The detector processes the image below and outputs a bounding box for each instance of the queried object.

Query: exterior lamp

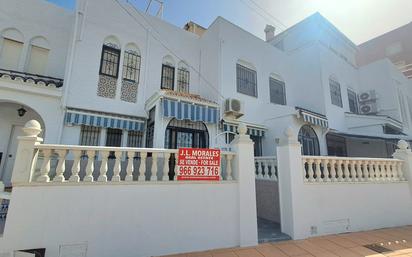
[17,107,27,117]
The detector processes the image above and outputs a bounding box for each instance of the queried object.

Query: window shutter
[27,45,49,75]
[0,38,23,70]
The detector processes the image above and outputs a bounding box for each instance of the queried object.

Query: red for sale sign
[177,148,221,181]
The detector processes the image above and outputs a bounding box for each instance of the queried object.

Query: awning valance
[222,122,266,137]
[65,110,145,131]
[296,107,328,128]
[162,98,219,124]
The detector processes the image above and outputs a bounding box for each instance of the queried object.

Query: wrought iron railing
[0,68,64,88]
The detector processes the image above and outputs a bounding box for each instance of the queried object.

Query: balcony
[0,68,63,88]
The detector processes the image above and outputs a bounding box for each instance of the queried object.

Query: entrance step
[258,218,291,243]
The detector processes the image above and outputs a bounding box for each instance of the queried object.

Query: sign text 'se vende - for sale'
[177,148,221,181]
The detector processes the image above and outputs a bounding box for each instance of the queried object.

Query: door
[1,125,24,186]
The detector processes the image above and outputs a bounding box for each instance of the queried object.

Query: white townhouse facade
[1,0,412,187]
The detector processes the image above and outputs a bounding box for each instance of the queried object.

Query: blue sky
[46,0,412,44]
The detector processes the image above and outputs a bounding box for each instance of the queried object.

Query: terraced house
[0,0,412,257]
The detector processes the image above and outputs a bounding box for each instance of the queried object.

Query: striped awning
[222,122,266,137]
[296,107,328,128]
[162,98,219,124]
[65,110,145,131]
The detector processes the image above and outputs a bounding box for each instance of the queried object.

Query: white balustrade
[254,157,278,181]
[302,156,405,184]
[26,145,236,184]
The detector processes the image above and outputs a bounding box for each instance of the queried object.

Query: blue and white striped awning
[222,122,266,137]
[65,110,145,131]
[296,107,328,128]
[162,98,219,124]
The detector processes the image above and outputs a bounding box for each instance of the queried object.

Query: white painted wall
[277,138,412,240]
[0,183,240,257]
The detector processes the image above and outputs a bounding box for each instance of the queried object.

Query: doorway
[1,125,24,186]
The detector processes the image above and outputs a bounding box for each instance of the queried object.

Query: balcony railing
[255,156,278,181]
[0,68,64,88]
[302,156,405,183]
[32,145,236,183]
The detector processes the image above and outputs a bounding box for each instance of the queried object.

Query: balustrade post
[302,159,308,182]
[271,160,278,181]
[315,159,322,182]
[11,120,43,184]
[226,154,233,181]
[307,159,315,182]
[98,151,110,182]
[138,152,147,181]
[263,161,270,180]
[257,161,263,179]
[362,161,369,181]
[84,150,95,182]
[322,159,330,182]
[375,162,382,181]
[330,159,337,182]
[112,151,122,182]
[355,161,362,182]
[336,160,343,182]
[162,153,171,181]
[53,149,67,182]
[69,150,82,182]
[37,149,51,182]
[150,152,158,181]
[125,151,135,181]
[369,161,376,181]
[343,160,350,182]
[391,161,399,181]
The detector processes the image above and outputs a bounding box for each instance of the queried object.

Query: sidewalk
[162,225,412,257]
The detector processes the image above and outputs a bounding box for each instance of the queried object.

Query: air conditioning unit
[358,90,377,103]
[359,102,378,115]
[224,98,244,119]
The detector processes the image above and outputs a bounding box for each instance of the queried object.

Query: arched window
[120,43,141,103]
[236,60,257,97]
[161,55,175,90]
[99,36,121,78]
[0,28,24,70]
[269,73,286,105]
[298,125,320,156]
[177,61,189,93]
[27,36,50,75]
[165,119,209,149]
[97,36,121,99]
[122,43,141,83]
[329,75,342,107]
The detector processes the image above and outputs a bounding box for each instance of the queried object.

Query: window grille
[79,125,101,146]
[161,64,175,90]
[105,128,123,147]
[122,50,141,82]
[127,131,143,147]
[347,89,358,113]
[146,107,156,148]
[329,79,342,107]
[177,68,190,93]
[236,64,257,97]
[269,77,286,105]
[99,45,121,78]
